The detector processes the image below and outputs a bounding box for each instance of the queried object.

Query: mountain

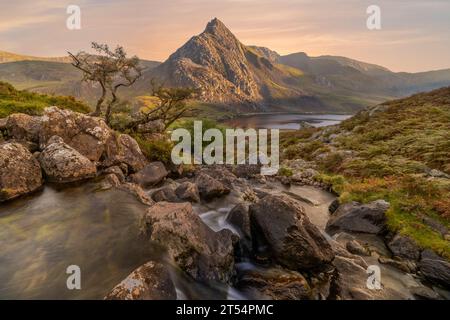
[142,19,450,112]
[2,19,450,112]
[0,57,161,105]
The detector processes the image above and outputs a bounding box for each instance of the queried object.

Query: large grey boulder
[387,234,421,261]
[419,250,450,288]
[326,200,389,235]
[142,202,236,282]
[105,261,176,300]
[38,136,96,183]
[130,162,168,187]
[249,195,334,270]
[0,142,43,202]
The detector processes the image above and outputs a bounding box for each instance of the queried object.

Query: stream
[0,177,442,299]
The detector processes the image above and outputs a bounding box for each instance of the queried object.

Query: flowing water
[0,177,442,299]
[0,182,160,299]
[223,113,352,130]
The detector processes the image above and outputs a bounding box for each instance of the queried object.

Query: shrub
[278,167,293,177]
[133,134,174,164]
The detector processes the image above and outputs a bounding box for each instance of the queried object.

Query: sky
[1,0,449,72]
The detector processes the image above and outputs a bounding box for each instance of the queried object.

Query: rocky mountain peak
[152,18,261,105]
[204,18,232,36]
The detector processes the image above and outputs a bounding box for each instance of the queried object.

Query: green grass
[284,87,450,259]
[0,81,90,117]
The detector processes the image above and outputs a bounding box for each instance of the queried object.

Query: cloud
[0,0,449,72]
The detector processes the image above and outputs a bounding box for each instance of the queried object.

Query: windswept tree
[127,81,198,132]
[68,42,142,123]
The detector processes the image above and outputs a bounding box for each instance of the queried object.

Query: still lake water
[224,113,352,130]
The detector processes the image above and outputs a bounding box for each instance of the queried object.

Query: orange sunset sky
[1,0,449,72]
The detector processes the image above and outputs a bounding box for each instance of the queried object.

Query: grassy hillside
[281,87,450,258]
[0,50,71,64]
[0,81,90,118]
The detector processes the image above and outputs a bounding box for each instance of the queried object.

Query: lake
[223,113,352,130]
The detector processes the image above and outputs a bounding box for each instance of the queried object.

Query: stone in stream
[151,186,181,203]
[387,234,421,261]
[328,198,340,214]
[38,136,97,183]
[419,250,450,289]
[175,181,200,203]
[326,200,389,235]
[130,162,168,187]
[105,261,176,300]
[346,240,371,257]
[142,202,236,282]
[226,203,252,256]
[237,267,312,300]
[249,194,334,271]
[0,142,43,202]
[195,172,230,200]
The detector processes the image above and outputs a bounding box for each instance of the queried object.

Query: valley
[2,19,450,113]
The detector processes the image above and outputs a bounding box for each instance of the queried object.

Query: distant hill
[0,50,72,64]
[1,19,450,112]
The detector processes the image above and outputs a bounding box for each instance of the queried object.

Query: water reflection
[223,113,352,130]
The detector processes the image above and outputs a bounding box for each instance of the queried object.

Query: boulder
[104,134,148,173]
[142,202,236,282]
[0,142,43,202]
[237,268,312,300]
[137,120,165,134]
[103,166,126,183]
[195,172,230,200]
[0,117,7,130]
[118,182,154,206]
[249,195,334,270]
[331,256,384,300]
[346,240,370,257]
[226,203,251,240]
[328,199,340,214]
[232,164,261,179]
[419,250,450,288]
[5,113,41,143]
[326,200,389,235]
[38,136,97,183]
[151,187,180,203]
[130,162,168,188]
[387,234,421,261]
[38,107,147,171]
[226,203,252,256]
[378,257,417,273]
[175,181,200,203]
[39,107,112,161]
[105,261,176,300]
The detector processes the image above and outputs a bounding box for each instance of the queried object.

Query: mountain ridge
[2,18,450,112]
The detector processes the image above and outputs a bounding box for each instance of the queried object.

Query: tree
[68,42,142,123]
[127,81,198,132]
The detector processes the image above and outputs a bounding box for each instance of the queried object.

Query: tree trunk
[105,89,118,125]
[92,82,106,117]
